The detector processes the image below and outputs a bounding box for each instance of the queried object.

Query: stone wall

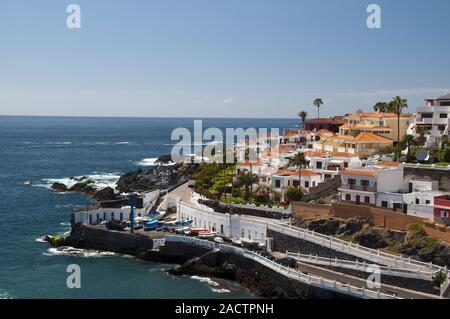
[289,202,331,220]
[302,175,340,202]
[404,167,450,192]
[331,203,425,231]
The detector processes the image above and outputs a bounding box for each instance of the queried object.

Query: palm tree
[402,134,416,161]
[373,102,389,113]
[298,111,308,130]
[416,126,429,146]
[313,98,323,118]
[390,96,408,162]
[289,151,306,189]
[237,171,259,202]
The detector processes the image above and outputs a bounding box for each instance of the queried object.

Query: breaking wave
[41,172,121,190]
[0,289,12,299]
[190,276,230,293]
[43,246,118,258]
[136,158,175,167]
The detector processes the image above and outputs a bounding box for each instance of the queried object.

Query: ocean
[0,116,297,299]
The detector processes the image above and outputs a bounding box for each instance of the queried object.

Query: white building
[177,201,268,243]
[271,169,323,191]
[305,151,362,180]
[339,162,404,205]
[409,93,450,148]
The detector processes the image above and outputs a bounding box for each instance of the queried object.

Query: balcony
[340,185,377,192]
[417,117,433,125]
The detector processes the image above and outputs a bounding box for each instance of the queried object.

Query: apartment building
[410,93,450,148]
[434,195,450,226]
[339,162,404,205]
[305,151,362,179]
[339,112,414,141]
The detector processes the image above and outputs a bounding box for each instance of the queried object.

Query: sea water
[0,116,296,298]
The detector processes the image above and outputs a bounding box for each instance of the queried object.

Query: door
[356,195,360,205]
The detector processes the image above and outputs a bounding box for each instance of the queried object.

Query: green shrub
[284,187,303,202]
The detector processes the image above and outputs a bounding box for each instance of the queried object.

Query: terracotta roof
[238,160,261,167]
[342,169,378,177]
[304,150,328,157]
[275,169,321,177]
[353,132,393,143]
[317,129,334,135]
[379,161,401,167]
[305,118,345,124]
[344,112,414,119]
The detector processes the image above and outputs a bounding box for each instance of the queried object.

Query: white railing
[168,236,399,299]
[286,251,433,281]
[267,221,447,274]
[165,235,216,249]
[242,250,400,299]
[403,163,450,170]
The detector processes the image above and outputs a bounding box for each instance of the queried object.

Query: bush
[435,271,448,287]
[284,187,303,202]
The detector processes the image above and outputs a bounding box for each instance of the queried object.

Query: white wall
[377,168,404,192]
[177,202,267,243]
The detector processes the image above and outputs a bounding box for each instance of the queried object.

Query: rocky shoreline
[50,155,199,201]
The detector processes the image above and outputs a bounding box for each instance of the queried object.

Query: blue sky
[0,0,449,118]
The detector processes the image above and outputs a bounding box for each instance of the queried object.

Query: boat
[198,232,217,239]
[143,220,161,231]
[190,228,210,236]
[146,211,165,221]
[214,237,224,243]
[24,181,32,186]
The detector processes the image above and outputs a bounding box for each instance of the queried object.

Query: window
[316,162,323,169]
[103,212,106,220]
[220,224,224,235]
[441,211,449,218]
[440,113,448,118]
[89,215,92,224]
[345,194,351,201]
[381,201,388,208]
[96,214,100,222]
[305,181,309,188]
[275,180,281,188]
[120,212,123,221]
[111,212,115,220]
[426,200,431,205]
[312,181,316,187]
[241,229,245,238]
[344,162,348,168]
[416,198,420,204]
[364,196,370,203]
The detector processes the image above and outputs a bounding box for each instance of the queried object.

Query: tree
[284,187,303,203]
[416,126,429,146]
[402,134,416,162]
[289,151,307,190]
[313,98,323,118]
[390,96,408,162]
[237,171,259,202]
[373,102,389,113]
[298,111,308,130]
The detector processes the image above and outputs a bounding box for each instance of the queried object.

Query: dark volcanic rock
[94,187,115,201]
[51,182,68,192]
[156,154,173,164]
[69,182,97,196]
[116,163,198,193]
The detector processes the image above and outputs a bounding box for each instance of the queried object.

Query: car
[277,257,297,268]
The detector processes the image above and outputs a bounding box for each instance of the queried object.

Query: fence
[166,235,400,299]
[267,220,447,274]
[165,235,216,249]
[286,251,433,281]
[242,250,400,299]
